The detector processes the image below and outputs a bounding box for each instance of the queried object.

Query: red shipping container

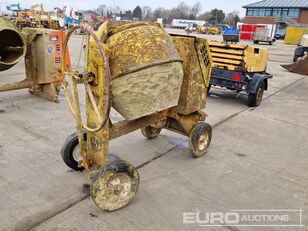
[242,24,254,32]
[240,32,254,40]
[240,24,266,40]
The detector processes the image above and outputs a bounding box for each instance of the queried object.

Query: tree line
[95,2,241,26]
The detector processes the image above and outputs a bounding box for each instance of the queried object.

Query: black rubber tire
[91,160,140,211]
[253,40,259,44]
[61,132,120,171]
[293,55,299,62]
[269,41,272,45]
[189,122,212,158]
[247,81,265,107]
[61,132,86,171]
[141,126,161,139]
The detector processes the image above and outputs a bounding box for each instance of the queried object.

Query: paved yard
[0,31,307,231]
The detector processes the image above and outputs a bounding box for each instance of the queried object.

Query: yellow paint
[209,42,268,72]
[172,36,212,115]
[212,63,238,71]
[211,52,243,60]
[210,47,244,56]
[196,25,220,35]
[212,57,242,65]
[209,41,246,49]
[285,27,308,45]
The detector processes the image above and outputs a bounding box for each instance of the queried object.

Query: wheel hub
[256,88,264,103]
[198,133,209,151]
[72,144,83,162]
[108,173,132,197]
[91,165,140,211]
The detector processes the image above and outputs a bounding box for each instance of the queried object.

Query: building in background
[243,0,308,28]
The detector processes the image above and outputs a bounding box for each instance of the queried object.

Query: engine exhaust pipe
[0,17,26,71]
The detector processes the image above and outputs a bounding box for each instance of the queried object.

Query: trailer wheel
[141,126,161,139]
[189,122,212,158]
[61,132,86,171]
[91,160,140,211]
[248,81,265,107]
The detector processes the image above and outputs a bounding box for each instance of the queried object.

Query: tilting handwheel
[91,160,140,211]
[189,122,212,158]
[61,24,112,133]
[61,24,113,171]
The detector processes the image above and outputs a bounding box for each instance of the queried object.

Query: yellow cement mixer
[61,21,213,211]
[0,17,26,71]
[0,16,68,101]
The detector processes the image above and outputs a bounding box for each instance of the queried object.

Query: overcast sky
[3,0,257,16]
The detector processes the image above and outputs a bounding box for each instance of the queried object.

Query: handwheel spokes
[85,83,103,124]
[61,24,112,133]
[71,76,80,121]
[63,72,77,119]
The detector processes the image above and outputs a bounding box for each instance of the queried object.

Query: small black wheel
[269,41,272,45]
[293,55,299,62]
[189,122,212,158]
[248,81,265,107]
[141,126,161,139]
[61,132,86,171]
[61,132,120,171]
[91,160,140,211]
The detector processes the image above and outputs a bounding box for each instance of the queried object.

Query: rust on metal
[0,18,68,102]
[281,56,308,76]
[0,17,26,71]
[98,21,184,121]
[91,160,140,211]
[172,36,212,115]
[103,22,182,79]
[62,21,212,211]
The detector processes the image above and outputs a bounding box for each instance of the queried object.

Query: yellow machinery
[0,16,69,101]
[15,11,32,29]
[209,41,268,72]
[15,4,61,30]
[61,21,213,211]
[196,25,221,35]
[31,4,62,30]
[284,26,308,45]
[208,41,272,107]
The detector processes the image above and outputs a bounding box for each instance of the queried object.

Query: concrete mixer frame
[61,22,213,211]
